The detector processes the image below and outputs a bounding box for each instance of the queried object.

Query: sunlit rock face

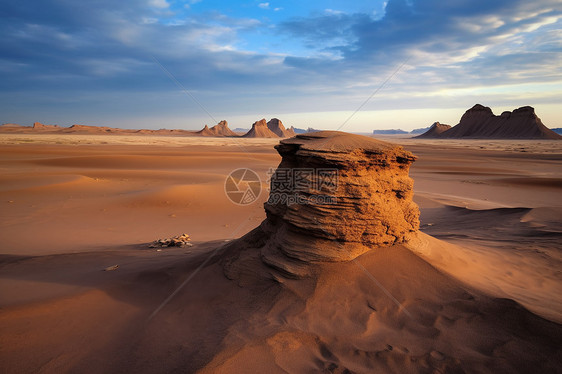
[421,104,561,139]
[223,131,420,279]
[267,118,295,138]
[415,122,451,138]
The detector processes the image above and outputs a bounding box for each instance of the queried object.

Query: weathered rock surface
[267,118,295,138]
[149,233,192,248]
[421,104,561,139]
[197,120,238,137]
[242,119,279,138]
[33,122,60,130]
[223,131,419,279]
[414,122,451,138]
[196,124,213,136]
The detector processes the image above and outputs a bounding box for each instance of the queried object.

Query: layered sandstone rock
[223,131,419,279]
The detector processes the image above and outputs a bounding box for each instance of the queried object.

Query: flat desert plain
[0,134,561,373]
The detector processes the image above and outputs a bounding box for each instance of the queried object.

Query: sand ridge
[0,135,561,373]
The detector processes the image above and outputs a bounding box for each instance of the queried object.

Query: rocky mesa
[419,104,561,139]
[196,120,238,137]
[242,118,280,138]
[267,118,296,138]
[414,122,451,138]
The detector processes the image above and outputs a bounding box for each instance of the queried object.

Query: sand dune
[0,143,278,255]
[0,134,561,373]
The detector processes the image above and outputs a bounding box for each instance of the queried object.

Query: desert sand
[0,133,561,373]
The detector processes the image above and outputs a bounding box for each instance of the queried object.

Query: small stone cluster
[149,233,192,248]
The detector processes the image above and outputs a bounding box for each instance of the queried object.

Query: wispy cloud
[148,0,169,9]
[0,0,560,129]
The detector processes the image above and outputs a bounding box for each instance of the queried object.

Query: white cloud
[184,0,202,10]
[142,17,159,24]
[3,0,562,131]
[325,9,345,15]
[148,0,169,9]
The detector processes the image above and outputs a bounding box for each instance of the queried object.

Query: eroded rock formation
[267,118,295,138]
[242,119,279,138]
[197,120,238,137]
[415,122,451,138]
[223,131,419,279]
[419,104,561,139]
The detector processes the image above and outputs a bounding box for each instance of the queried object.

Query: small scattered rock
[430,350,445,360]
[149,233,193,249]
[104,265,119,271]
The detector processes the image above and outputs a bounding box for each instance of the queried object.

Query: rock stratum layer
[223,131,419,279]
[419,104,561,139]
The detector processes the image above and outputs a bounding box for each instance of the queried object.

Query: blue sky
[1,0,561,131]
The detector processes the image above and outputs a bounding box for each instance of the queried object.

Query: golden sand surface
[1,134,560,373]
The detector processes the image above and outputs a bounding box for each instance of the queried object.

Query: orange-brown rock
[223,131,419,279]
[414,122,451,138]
[32,122,60,131]
[242,119,279,138]
[267,118,295,138]
[422,104,561,139]
[196,120,238,137]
